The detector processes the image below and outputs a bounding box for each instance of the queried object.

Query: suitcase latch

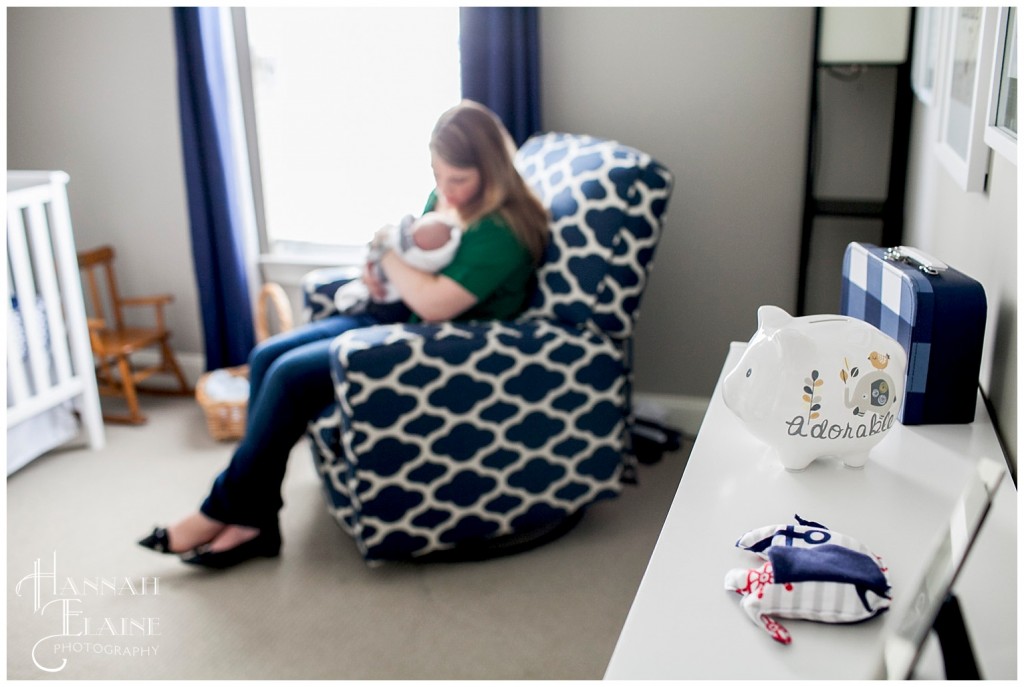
[884,246,948,276]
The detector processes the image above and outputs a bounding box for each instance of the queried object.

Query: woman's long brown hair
[429,101,549,264]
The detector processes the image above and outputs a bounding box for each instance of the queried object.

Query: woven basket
[196,283,293,441]
[196,364,250,440]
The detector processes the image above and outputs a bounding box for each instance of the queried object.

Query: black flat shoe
[138,527,176,554]
[181,529,281,570]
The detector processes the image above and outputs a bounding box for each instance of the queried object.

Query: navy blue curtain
[174,8,256,370]
[459,7,541,147]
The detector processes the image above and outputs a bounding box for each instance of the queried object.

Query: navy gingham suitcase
[840,243,986,425]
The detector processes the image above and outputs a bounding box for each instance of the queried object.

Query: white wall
[904,102,1018,467]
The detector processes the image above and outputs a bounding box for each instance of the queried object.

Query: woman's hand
[362,224,397,300]
[379,250,477,322]
[368,225,391,251]
[362,260,386,301]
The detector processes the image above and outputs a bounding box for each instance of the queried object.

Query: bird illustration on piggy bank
[723,306,907,471]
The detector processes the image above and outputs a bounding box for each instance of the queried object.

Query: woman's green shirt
[418,192,535,322]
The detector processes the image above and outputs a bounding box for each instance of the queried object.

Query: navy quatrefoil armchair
[302,132,673,563]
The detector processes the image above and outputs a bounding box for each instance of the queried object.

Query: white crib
[7,171,104,474]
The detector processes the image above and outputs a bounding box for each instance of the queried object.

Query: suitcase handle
[884,246,948,275]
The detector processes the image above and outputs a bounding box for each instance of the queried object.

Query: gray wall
[7,7,201,355]
[7,7,1017,465]
[539,7,814,398]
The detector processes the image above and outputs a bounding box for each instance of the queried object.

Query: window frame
[230,7,461,283]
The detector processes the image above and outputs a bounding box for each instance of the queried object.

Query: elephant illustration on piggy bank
[722,305,907,471]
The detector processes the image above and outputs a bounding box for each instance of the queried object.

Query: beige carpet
[7,394,690,680]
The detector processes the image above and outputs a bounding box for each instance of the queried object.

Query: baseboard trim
[634,392,710,438]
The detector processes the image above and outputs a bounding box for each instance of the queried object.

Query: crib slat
[46,174,105,451]
[25,201,75,384]
[7,307,31,407]
[6,207,53,397]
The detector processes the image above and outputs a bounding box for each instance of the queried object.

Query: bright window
[243,8,461,259]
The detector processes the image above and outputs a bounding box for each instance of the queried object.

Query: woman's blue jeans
[200,313,378,530]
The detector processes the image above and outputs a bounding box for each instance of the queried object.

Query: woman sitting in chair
[139,101,550,569]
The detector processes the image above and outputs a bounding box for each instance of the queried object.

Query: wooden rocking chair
[77,245,191,424]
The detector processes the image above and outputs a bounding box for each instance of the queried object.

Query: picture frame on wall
[935,7,997,192]
[911,7,944,106]
[984,7,1017,165]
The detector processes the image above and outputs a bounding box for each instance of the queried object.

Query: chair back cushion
[515,133,673,340]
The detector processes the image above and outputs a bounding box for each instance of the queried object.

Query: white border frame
[935,7,997,192]
[984,7,1017,165]
[911,7,943,106]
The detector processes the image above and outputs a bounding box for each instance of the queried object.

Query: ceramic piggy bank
[722,305,907,471]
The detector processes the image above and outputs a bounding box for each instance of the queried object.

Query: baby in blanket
[334,211,462,322]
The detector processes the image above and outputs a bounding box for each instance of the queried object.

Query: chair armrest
[301,266,361,322]
[119,295,174,308]
[117,294,174,330]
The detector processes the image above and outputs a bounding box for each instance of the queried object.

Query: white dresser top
[605,342,1017,680]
